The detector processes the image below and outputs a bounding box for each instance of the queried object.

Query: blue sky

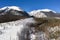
[0,0,60,12]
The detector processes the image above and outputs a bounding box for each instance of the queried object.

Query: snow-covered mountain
[0,6,30,23]
[29,9,60,18]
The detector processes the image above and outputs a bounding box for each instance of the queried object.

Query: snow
[34,32,48,40]
[34,12,47,18]
[0,6,24,16]
[29,10,47,18]
[8,6,23,11]
[29,9,56,14]
[0,6,23,11]
[30,33,36,40]
[0,18,36,40]
[38,9,56,13]
[0,7,7,10]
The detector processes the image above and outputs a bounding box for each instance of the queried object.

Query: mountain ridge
[29,9,60,18]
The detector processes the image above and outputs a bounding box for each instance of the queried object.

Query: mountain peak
[0,6,30,23]
[7,6,23,11]
[0,6,23,11]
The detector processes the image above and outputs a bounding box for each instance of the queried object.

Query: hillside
[32,18,60,40]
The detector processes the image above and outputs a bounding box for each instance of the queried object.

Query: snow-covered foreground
[0,18,36,40]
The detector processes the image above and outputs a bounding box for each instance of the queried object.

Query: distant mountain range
[0,6,60,19]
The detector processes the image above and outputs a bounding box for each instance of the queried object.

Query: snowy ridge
[0,7,7,10]
[0,6,23,11]
[30,9,56,13]
[38,9,56,13]
[7,6,23,11]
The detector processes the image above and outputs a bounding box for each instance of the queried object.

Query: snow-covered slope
[29,9,57,18]
[0,18,36,40]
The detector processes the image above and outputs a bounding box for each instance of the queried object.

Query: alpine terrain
[0,6,60,40]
